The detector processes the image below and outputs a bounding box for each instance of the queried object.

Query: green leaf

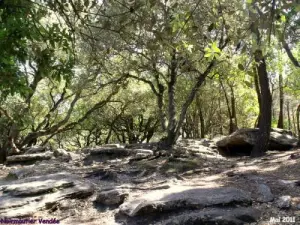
[211,42,221,53]
[280,15,286,23]
[246,0,252,4]
[204,53,211,58]
[204,47,211,52]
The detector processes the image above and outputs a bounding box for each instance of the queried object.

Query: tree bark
[196,95,205,138]
[277,73,284,128]
[253,67,261,128]
[165,50,178,148]
[282,41,300,68]
[297,104,300,139]
[199,107,205,138]
[251,50,272,157]
[287,101,291,131]
[229,85,238,132]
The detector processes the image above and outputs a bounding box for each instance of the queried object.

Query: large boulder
[119,186,252,217]
[216,128,298,155]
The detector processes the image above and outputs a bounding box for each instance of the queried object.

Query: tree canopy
[0,0,299,160]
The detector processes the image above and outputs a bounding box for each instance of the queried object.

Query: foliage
[0,0,299,151]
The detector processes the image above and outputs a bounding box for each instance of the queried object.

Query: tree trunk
[287,101,291,131]
[277,73,284,128]
[219,78,234,134]
[229,85,238,132]
[157,85,167,131]
[297,104,300,139]
[0,147,6,164]
[292,107,297,134]
[253,67,261,128]
[162,50,178,149]
[199,107,205,138]
[195,95,205,138]
[251,50,272,157]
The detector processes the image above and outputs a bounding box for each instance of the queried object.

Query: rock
[256,184,274,203]
[269,129,298,150]
[160,207,260,225]
[3,179,74,197]
[0,172,94,217]
[96,189,129,206]
[7,166,35,179]
[175,139,220,158]
[24,146,47,154]
[135,153,150,158]
[217,128,298,155]
[133,149,153,155]
[125,143,157,150]
[53,148,69,158]
[6,152,53,164]
[101,144,123,148]
[289,153,300,160]
[90,147,131,156]
[119,186,252,217]
[68,152,81,161]
[278,179,300,186]
[89,147,153,158]
[190,145,219,156]
[276,196,291,209]
[53,149,80,161]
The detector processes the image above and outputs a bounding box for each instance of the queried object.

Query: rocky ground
[1,135,300,225]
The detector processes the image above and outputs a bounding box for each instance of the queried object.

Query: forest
[0,0,299,158]
[0,0,300,224]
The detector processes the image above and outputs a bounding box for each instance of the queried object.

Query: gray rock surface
[96,189,129,205]
[176,139,221,158]
[24,146,47,154]
[101,144,123,148]
[256,184,274,203]
[88,147,153,158]
[0,172,94,217]
[217,128,298,152]
[7,166,36,179]
[276,196,291,209]
[160,207,260,225]
[119,186,252,217]
[6,152,53,164]
[53,148,69,158]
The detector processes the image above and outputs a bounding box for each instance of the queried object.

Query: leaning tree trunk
[277,72,284,129]
[251,50,272,157]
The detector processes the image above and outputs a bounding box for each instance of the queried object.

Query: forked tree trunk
[251,50,272,157]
